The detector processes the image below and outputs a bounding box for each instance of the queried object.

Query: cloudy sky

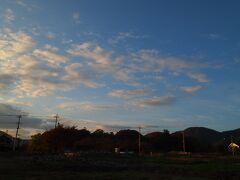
[0,0,240,138]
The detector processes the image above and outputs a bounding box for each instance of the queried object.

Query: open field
[0,153,240,180]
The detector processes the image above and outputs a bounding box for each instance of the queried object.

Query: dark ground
[0,152,240,180]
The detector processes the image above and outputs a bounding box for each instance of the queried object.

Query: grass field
[0,153,240,180]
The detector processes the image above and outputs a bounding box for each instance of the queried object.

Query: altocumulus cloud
[67,42,133,82]
[187,73,210,83]
[0,28,35,60]
[0,28,102,98]
[57,101,116,111]
[108,89,149,98]
[181,85,203,93]
[131,96,176,108]
[62,63,101,88]
[4,9,15,23]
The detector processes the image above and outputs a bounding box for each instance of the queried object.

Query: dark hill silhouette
[0,131,13,150]
[172,127,222,144]
[217,128,240,145]
[171,127,240,146]
[0,131,13,143]
[222,128,240,139]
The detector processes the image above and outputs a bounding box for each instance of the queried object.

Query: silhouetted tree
[28,125,91,153]
[115,130,141,152]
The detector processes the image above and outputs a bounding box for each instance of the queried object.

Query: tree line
[26,125,233,154]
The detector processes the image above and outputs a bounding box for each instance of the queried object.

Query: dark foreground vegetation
[0,152,240,180]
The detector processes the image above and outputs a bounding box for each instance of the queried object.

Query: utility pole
[13,115,21,151]
[138,126,142,156]
[182,131,186,153]
[54,114,59,128]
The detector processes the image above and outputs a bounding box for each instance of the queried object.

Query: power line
[0,114,25,117]
[0,122,20,124]
[0,113,53,118]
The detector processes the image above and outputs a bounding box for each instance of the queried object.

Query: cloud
[58,101,115,111]
[10,54,71,97]
[0,104,49,136]
[73,12,80,24]
[0,29,106,98]
[4,9,15,23]
[68,42,114,65]
[0,103,62,138]
[4,50,76,97]
[68,42,133,82]
[95,124,137,132]
[56,96,72,100]
[131,96,176,108]
[0,29,35,60]
[108,32,145,44]
[58,117,160,134]
[187,73,210,83]
[208,33,221,40]
[67,43,211,89]
[12,60,100,97]
[63,63,100,88]
[3,98,33,107]
[46,32,56,39]
[0,74,15,92]
[0,26,212,105]
[13,77,72,97]
[13,65,67,97]
[181,85,202,93]
[15,0,38,11]
[233,57,240,64]
[18,54,37,64]
[44,44,59,51]
[108,89,148,98]
[33,48,68,65]
[0,103,24,115]
[0,103,158,138]
[131,49,202,73]
[0,28,69,97]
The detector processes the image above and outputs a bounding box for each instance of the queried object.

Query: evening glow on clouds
[0,0,240,138]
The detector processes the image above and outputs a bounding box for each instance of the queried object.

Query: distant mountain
[170,127,240,145]
[219,128,240,144]
[0,131,28,149]
[222,128,240,138]
[0,131,13,140]
[172,127,222,144]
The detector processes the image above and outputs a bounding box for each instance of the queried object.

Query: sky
[0,0,240,138]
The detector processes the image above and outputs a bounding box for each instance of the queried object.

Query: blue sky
[0,0,240,137]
